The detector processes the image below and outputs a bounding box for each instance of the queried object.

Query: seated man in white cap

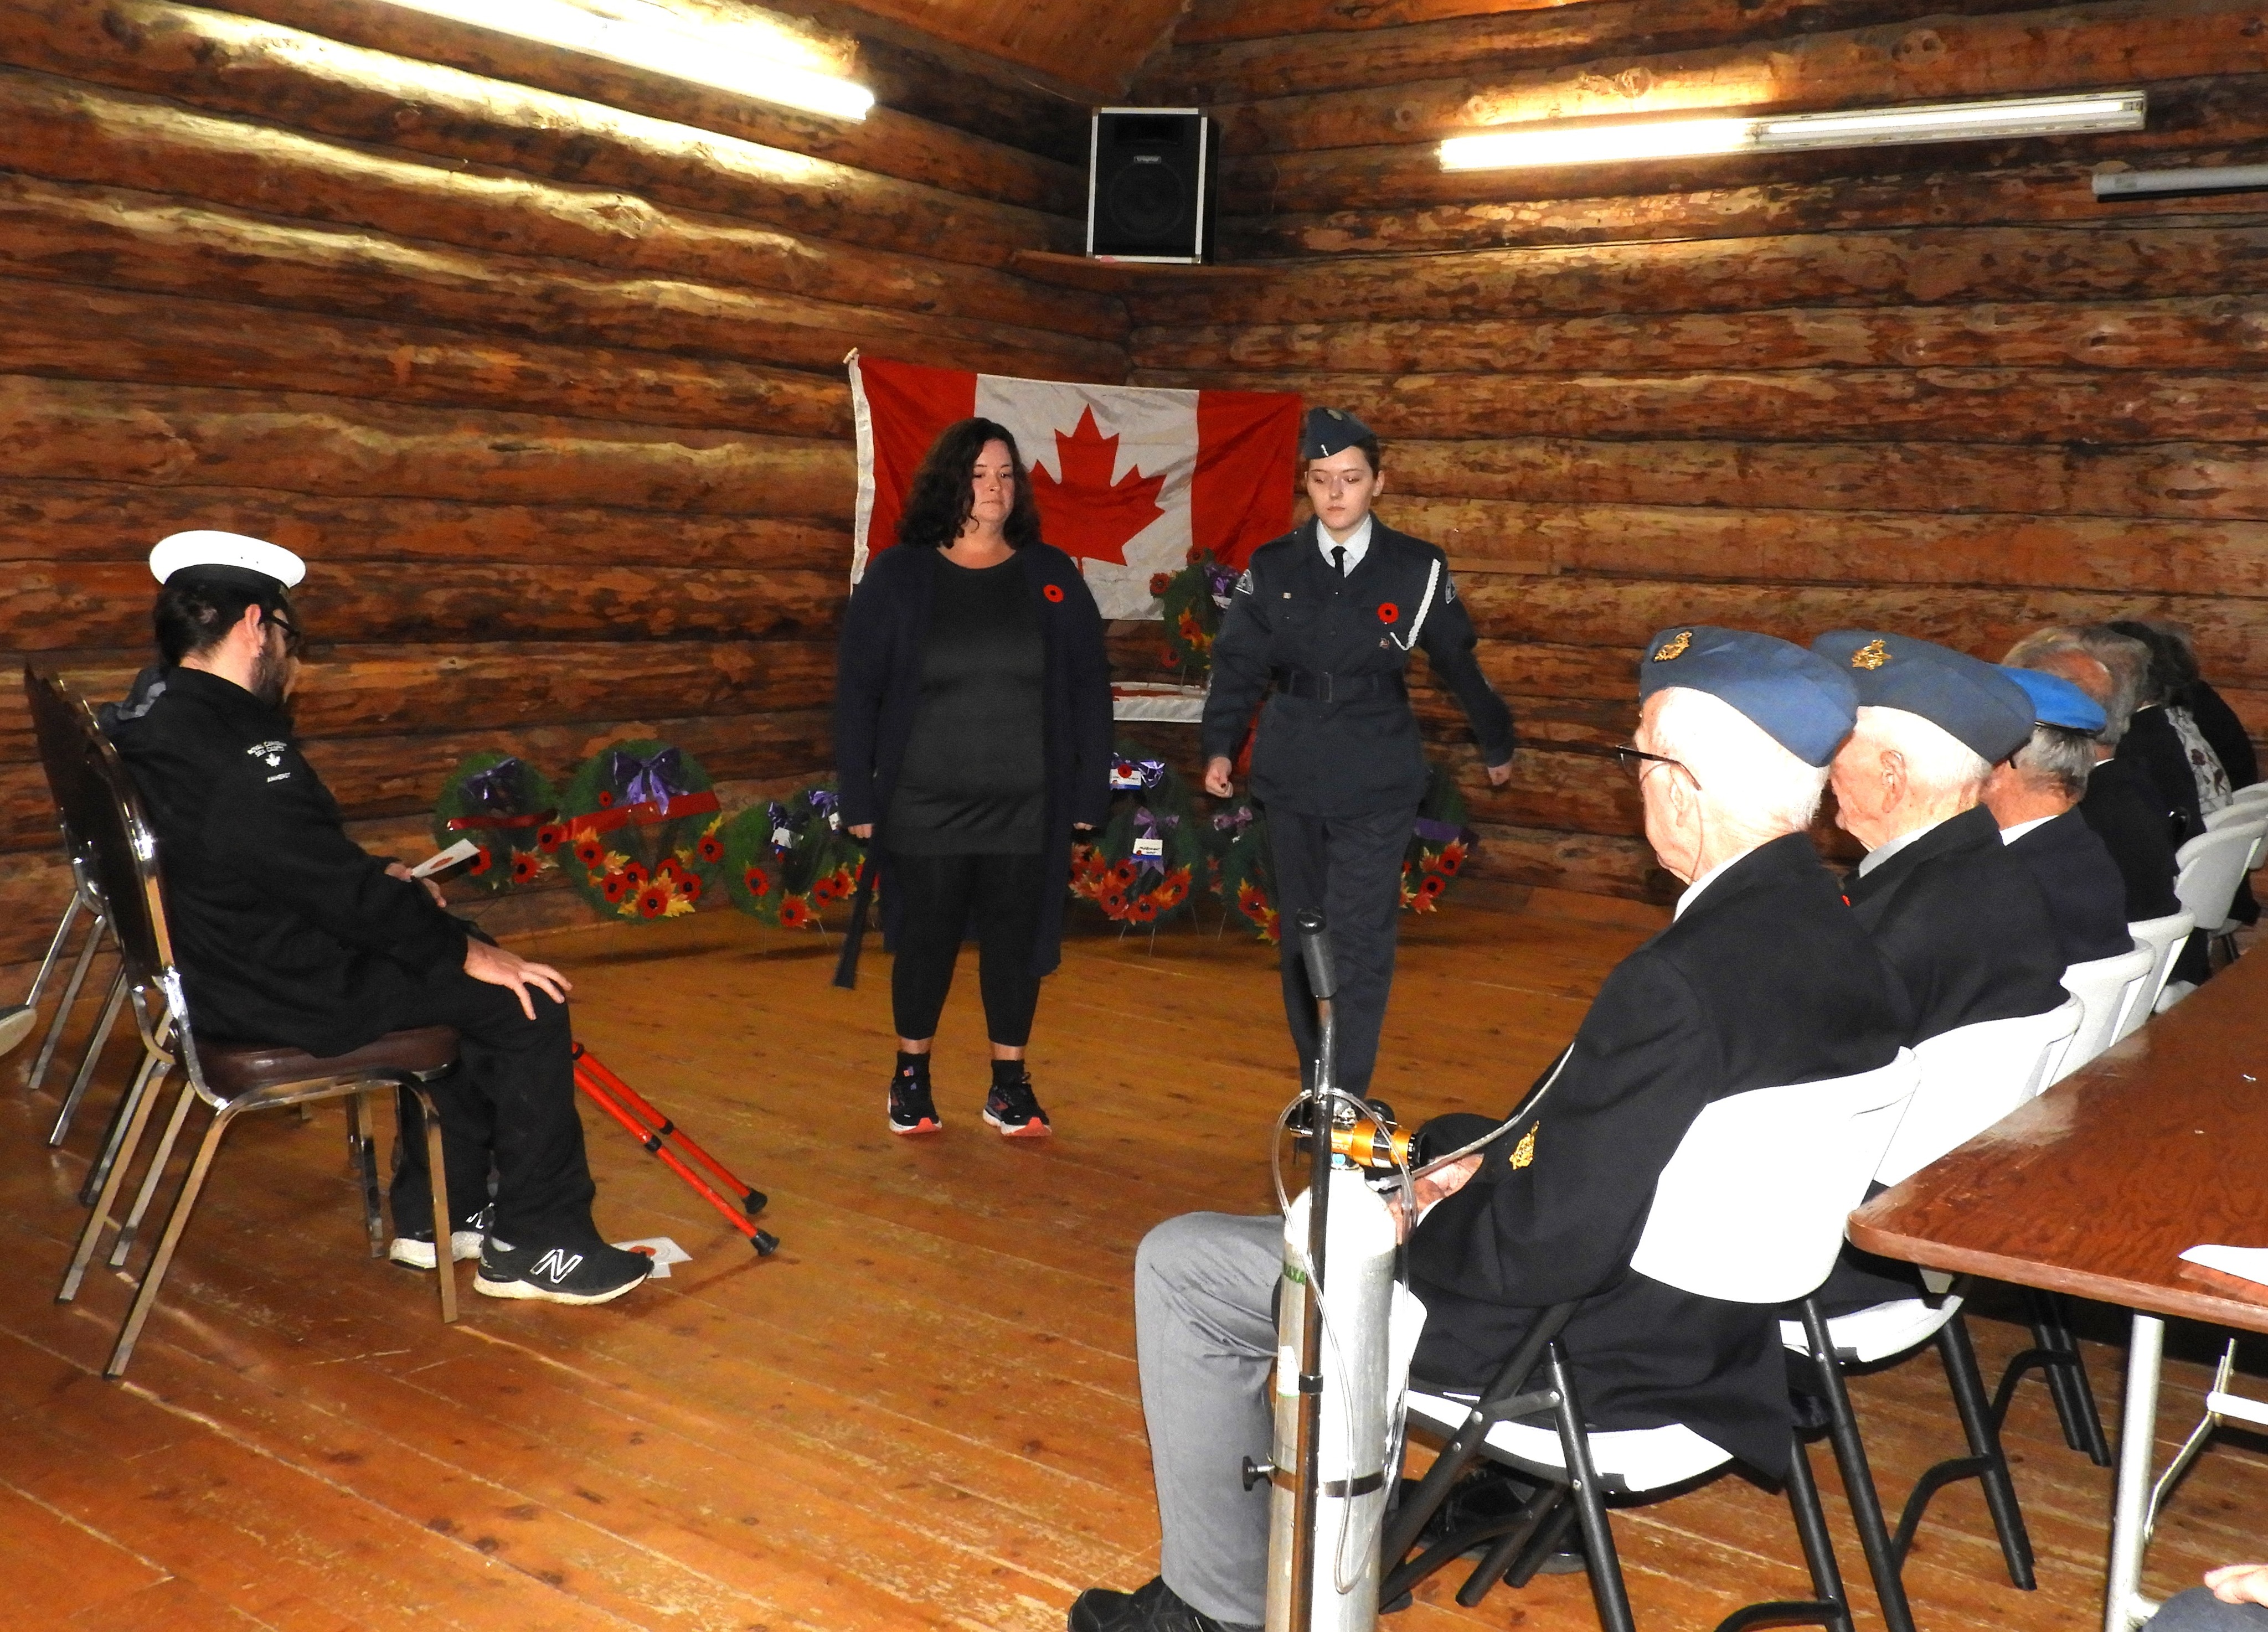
[108,532,651,1305]
[1068,627,1910,1632]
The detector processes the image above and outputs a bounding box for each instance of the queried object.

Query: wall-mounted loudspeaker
[1087,108,1216,262]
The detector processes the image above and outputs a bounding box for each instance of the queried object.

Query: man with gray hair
[1812,630,2068,1044]
[1985,666,2131,963]
[2003,627,2182,925]
[1068,628,1910,1632]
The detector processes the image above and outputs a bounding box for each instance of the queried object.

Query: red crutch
[572,1044,779,1256]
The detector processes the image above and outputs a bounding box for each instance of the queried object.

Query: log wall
[1134,0,2268,902]
[0,0,1125,963]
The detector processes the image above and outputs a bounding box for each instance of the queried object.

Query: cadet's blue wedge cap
[1997,665,2107,734]
[1811,630,2035,763]
[1300,406,1374,461]
[1638,626,1859,767]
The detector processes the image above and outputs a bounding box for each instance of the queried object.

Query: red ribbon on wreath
[564,791,720,840]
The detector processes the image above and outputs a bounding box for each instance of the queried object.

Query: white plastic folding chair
[1390,1051,1919,1632]
[2173,821,2263,970]
[2122,911,2197,1036]
[2225,781,2268,809]
[2054,946,2154,1084]
[2203,802,2268,874]
[1782,998,2086,1632]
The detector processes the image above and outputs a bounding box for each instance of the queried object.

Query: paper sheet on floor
[2179,1244,2268,1287]
[615,1236,693,1278]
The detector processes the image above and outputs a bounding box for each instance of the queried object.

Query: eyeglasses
[265,609,304,656]
[1613,745,1695,786]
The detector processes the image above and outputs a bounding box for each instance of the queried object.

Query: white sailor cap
[149,530,306,592]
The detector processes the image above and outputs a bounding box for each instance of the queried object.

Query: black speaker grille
[1107,161,1188,239]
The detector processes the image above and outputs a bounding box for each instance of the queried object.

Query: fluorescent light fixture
[1440,90,2146,172]
[377,0,875,121]
[2095,164,2268,200]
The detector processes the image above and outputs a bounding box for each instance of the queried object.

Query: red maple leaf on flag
[1028,407,1168,564]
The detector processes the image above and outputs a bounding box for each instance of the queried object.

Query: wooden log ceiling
[1131,0,2268,904]
[3,0,2263,953]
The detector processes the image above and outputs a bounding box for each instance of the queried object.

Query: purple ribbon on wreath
[805,787,843,831]
[1110,757,1169,792]
[1212,804,1256,838]
[1132,807,1179,875]
[610,745,688,808]
[461,757,528,813]
[1204,560,1238,607]
[1413,817,1472,846]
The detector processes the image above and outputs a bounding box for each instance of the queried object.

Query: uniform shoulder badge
[1443,572,1457,603]
[1851,638,1890,670]
[1510,1124,1538,1169]
[1652,630,1692,662]
[244,739,288,768]
[1234,567,1254,596]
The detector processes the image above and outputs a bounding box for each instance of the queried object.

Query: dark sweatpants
[1266,802,1419,1096]
[888,850,1048,1046]
[380,970,599,1249]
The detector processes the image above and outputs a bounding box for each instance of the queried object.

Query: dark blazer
[834,541,1112,978]
[2122,706,2207,844]
[2005,809,2135,964]
[1845,804,2069,1044]
[2079,756,2183,922]
[111,667,466,1057]
[1405,834,1911,1478]
[1201,518,1513,818]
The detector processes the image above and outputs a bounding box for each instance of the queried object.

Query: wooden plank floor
[3,903,2263,1631]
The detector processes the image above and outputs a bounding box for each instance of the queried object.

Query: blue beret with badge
[1811,629,2034,763]
[1638,625,1858,767]
[1301,406,1374,461]
[1996,664,2107,734]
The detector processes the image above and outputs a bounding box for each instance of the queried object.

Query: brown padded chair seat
[200,1025,460,1099]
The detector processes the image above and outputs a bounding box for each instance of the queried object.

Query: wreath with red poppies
[1211,798,1280,943]
[720,781,864,930]
[1147,549,1239,683]
[1068,748,1202,925]
[429,751,560,894]
[1402,761,1476,913]
[555,741,726,922]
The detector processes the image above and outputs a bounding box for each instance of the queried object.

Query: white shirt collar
[1674,846,1753,919]
[1316,513,1373,575]
[1998,814,2057,845]
[1855,813,1950,877]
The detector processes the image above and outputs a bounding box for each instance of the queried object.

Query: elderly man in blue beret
[1071,627,1910,1632]
[1984,667,2133,964]
[1812,631,2071,1044]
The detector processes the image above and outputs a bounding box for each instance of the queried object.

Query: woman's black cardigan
[834,541,1114,977]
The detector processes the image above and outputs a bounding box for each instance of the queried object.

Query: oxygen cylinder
[1265,1165,1399,1632]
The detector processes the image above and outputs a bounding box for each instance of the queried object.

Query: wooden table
[1850,947,2268,1632]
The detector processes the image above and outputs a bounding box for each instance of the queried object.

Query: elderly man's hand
[463,937,573,1021]
[1385,1155,1482,1242]
[384,859,447,907]
[2207,1564,2268,1607]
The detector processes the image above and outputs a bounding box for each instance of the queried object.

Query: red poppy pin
[1043,582,1065,603]
[1377,602,1400,624]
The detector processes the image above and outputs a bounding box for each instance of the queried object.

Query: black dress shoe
[1067,1576,1260,1632]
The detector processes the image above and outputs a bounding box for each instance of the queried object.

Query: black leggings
[889,850,1047,1046]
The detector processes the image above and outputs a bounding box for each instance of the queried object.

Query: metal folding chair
[51,712,463,1378]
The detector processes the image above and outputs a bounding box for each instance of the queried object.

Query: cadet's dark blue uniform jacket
[1200,519,1513,817]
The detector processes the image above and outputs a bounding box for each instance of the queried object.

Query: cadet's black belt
[1270,668,1405,703]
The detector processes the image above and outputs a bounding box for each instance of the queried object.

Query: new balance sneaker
[388,1204,491,1271]
[1068,1577,1256,1632]
[889,1073,942,1135]
[983,1074,1052,1139]
[475,1236,651,1305]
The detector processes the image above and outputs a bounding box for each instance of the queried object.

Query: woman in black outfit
[835,419,1112,1138]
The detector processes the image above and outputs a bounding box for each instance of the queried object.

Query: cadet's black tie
[1332,545,1347,579]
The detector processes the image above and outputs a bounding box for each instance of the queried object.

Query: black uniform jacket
[1404,834,1911,1478]
[834,541,1112,978]
[1200,519,1514,818]
[2186,680,2259,790]
[2079,756,2183,922]
[110,667,468,1058]
[2006,809,2135,965]
[1845,805,2069,1045]
[2122,706,2207,844]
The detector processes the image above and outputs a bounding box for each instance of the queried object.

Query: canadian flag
[848,353,1301,619]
